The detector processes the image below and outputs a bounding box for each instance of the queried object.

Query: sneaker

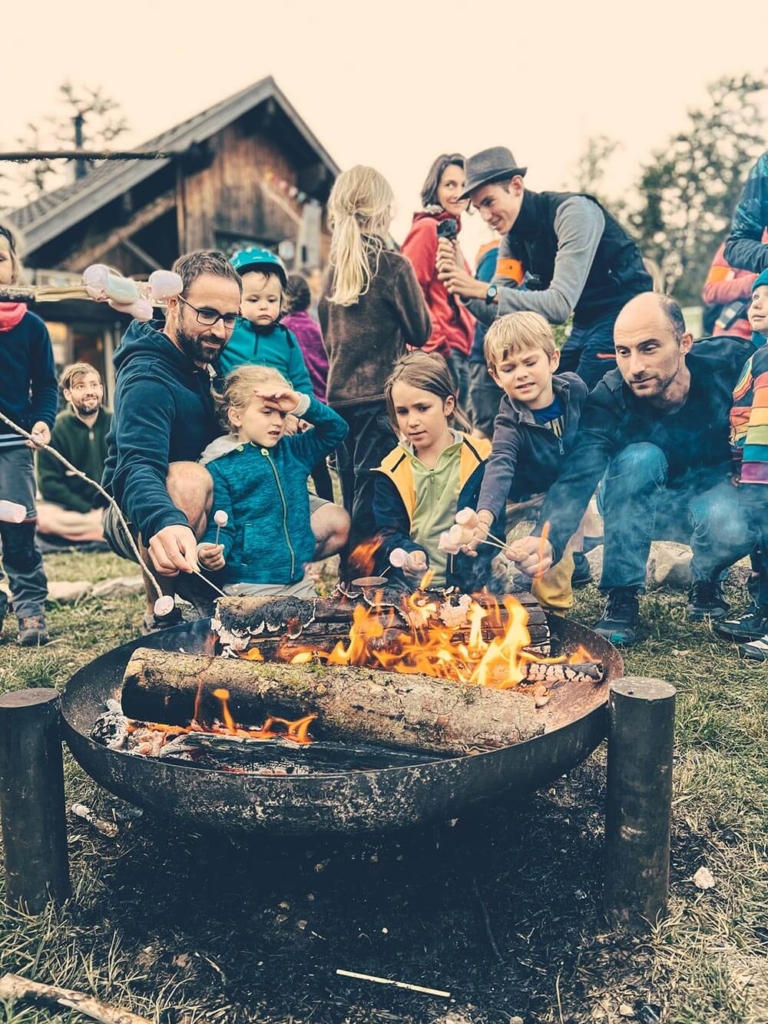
[739,634,768,662]
[17,614,49,646]
[686,580,730,621]
[714,605,768,642]
[141,606,184,635]
[594,588,640,646]
[571,551,593,589]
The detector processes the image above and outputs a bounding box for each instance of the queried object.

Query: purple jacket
[281,311,329,402]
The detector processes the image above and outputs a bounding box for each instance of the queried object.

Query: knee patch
[0,521,40,573]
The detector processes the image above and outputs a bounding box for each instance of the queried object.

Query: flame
[347,537,383,578]
[240,647,264,661]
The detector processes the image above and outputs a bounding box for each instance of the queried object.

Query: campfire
[92,553,604,775]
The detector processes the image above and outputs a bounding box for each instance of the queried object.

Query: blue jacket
[201,396,348,585]
[102,320,222,541]
[724,151,768,273]
[218,320,313,394]
[0,311,58,451]
[371,433,499,592]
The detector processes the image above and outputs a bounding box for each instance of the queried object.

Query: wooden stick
[0,974,151,1024]
[336,969,450,998]
[192,567,226,597]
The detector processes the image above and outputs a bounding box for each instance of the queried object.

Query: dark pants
[559,310,618,390]
[446,350,470,413]
[597,443,758,591]
[739,487,768,606]
[310,458,334,502]
[0,447,48,618]
[469,361,504,438]
[336,401,398,557]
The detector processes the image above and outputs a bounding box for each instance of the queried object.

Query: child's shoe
[739,633,768,661]
[17,614,49,646]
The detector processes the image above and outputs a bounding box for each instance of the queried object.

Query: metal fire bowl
[61,618,623,836]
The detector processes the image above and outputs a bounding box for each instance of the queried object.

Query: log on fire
[121,650,546,755]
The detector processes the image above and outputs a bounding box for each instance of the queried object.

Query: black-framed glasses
[178,295,239,330]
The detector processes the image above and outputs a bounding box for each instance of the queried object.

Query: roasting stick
[0,972,152,1024]
[0,410,164,600]
[336,970,450,999]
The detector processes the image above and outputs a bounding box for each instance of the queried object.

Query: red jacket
[402,211,475,357]
[701,233,768,340]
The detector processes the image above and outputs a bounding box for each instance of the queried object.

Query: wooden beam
[62,191,176,271]
[119,237,162,271]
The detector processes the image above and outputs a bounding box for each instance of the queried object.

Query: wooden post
[0,689,70,912]
[603,677,675,933]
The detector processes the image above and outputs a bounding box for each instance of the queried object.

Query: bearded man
[102,251,348,632]
[506,292,758,644]
[37,362,112,544]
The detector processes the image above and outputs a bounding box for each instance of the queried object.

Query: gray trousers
[0,446,48,618]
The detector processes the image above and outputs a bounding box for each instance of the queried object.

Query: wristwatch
[485,283,498,305]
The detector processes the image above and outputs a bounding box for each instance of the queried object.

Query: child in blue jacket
[197,364,347,598]
[218,248,314,401]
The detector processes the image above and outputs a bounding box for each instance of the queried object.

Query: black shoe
[739,634,768,661]
[571,551,593,589]
[17,614,50,646]
[686,580,730,621]
[594,588,640,646]
[714,605,768,642]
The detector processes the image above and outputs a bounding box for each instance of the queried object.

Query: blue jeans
[0,447,48,617]
[446,349,470,411]
[598,443,758,591]
[560,311,618,390]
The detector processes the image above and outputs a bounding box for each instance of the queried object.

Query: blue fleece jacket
[201,396,348,585]
[0,311,58,450]
[218,320,313,394]
[102,320,222,541]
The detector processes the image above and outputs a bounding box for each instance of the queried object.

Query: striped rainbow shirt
[731,339,768,485]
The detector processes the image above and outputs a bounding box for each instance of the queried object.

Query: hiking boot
[594,588,640,646]
[17,614,49,647]
[738,634,768,662]
[685,580,730,621]
[571,551,593,589]
[714,605,768,642]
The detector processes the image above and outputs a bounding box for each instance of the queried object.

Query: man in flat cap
[437,146,653,388]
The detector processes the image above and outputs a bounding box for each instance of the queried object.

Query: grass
[0,552,766,1023]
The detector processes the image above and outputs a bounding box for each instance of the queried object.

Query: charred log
[121,650,545,756]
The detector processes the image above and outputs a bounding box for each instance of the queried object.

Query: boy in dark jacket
[466,311,589,612]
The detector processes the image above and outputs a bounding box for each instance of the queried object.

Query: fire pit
[61,607,623,836]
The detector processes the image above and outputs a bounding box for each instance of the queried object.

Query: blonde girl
[319,166,432,561]
[371,351,497,591]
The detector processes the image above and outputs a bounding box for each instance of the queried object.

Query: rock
[693,866,716,890]
[47,580,92,604]
[91,575,145,598]
[619,1004,635,1017]
[584,541,693,591]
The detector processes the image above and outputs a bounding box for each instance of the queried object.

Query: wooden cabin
[5,76,339,398]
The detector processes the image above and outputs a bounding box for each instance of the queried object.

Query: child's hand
[197,543,225,571]
[254,388,301,414]
[390,547,428,578]
[463,522,490,557]
[283,414,300,436]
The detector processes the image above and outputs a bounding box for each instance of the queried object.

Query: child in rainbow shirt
[717,268,768,658]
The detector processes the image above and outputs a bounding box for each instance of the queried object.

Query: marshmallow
[214,510,229,527]
[389,547,408,568]
[149,270,183,301]
[438,531,462,555]
[153,595,175,619]
[455,507,479,529]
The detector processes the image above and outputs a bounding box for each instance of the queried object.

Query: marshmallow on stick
[389,547,427,574]
[0,500,27,524]
[213,509,228,546]
[455,507,479,529]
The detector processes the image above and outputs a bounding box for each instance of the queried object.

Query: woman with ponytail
[319,166,431,557]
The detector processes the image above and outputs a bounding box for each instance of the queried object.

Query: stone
[693,866,716,890]
[91,575,145,598]
[583,541,693,591]
[47,580,92,604]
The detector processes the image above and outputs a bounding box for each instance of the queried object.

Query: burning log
[121,650,545,755]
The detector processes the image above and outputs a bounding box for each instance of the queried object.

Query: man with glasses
[102,250,349,632]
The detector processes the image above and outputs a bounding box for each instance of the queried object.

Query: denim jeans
[598,442,758,591]
[446,349,470,412]
[0,447,48,617]
[336,401,398,556]
[468,361,504,438]
[559,311,619,390]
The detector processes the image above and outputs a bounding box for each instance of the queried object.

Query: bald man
[507,293,759,644]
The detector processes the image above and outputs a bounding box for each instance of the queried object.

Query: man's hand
[504,535,554,577]
[254,387,302,414]
[148,524,199,576]
[197,542,225,571]
[27,421,51,450]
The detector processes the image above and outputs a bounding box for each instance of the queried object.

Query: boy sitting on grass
[464,311,589,612]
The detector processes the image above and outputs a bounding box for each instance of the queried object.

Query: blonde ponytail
[327,166,394,306]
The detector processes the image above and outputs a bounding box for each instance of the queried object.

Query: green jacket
[37,407,112,513]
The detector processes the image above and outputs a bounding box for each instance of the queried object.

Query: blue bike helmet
[230,247,288,288]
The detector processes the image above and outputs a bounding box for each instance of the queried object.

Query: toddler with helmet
[218,248,313,400]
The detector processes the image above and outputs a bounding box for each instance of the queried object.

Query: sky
[3,0,767,263]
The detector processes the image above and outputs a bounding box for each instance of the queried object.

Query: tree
[627,72,767,303]
[11,81,130,202]
[568,134,624,212]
